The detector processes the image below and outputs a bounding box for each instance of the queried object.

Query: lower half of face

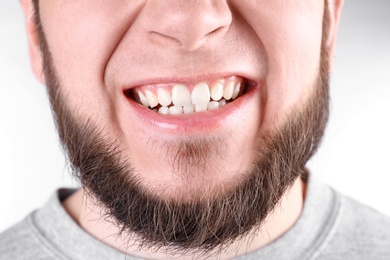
[36,0,329,251]
[45,51,329,251]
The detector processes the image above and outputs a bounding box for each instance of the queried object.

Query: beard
[33,1,330,255]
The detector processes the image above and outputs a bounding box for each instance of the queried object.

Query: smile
[125,76,250,115]
[123,75,260,132]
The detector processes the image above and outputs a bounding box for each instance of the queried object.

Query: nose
[142,0,232,51]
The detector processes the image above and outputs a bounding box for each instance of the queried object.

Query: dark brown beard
[32,1,330,254]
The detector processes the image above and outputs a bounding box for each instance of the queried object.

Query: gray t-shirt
[1,175,390,260]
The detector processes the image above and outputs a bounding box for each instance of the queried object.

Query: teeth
[169,106,183,115]
[138,91,150,107]
[158,107,169,115]
[218,99,227,108]
[133,77,245,115]
[172,84,192,106]
[145,90,159,108]
[207,101,219,111]
[183,104,195,114]
[195,103,208,112]
[223,81,234,100]
[191,82,210,105]
[158,88,172,107]
[210,82,224,101]
[232,82,241,100]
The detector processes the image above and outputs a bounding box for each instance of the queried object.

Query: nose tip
[142,1,232,51]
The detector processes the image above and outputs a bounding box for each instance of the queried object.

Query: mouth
[124,76,252,115]
[122,75,260,132]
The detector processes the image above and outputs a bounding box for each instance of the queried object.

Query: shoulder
[0,213,62,260]
[317,192,390,260]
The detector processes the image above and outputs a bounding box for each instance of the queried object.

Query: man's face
[35,0,324,195]
[26,0,338,253]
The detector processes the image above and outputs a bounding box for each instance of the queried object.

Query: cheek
[236,2,325,127]
[267,15,323,105]
[264,22,323,127]
[38,1,142,123]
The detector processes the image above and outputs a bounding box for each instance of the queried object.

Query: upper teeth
[133,76,243,115]
[172,84,191,107]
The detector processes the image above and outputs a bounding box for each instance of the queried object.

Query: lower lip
[123,83,261,134]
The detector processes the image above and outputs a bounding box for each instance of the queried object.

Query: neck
[63,177,306,259]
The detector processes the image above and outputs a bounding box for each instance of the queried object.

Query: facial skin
[21,0,343,259]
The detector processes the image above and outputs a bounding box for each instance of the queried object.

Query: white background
[1,1,389,232]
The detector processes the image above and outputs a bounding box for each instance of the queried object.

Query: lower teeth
[153,99,229,115]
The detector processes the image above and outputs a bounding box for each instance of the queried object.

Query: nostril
[206,26,224,37]
[141,1,232,51]
[149,31,183,47]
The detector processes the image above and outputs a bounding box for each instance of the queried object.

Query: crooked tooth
[210,82,224,101]
[195,103,208,112]
[157,88,172,107]
[142,78,241,114]
[191,82,210,105]
[207,101,219,111]
[169,106,183,115]
[183,104,195,114]
[219,99,227,108]
[158,107,169,115]
[223,81,234,100]
[138,91,150,107]
[145,90,159,108]
[172,84,191,106]
[232,82,241,100]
